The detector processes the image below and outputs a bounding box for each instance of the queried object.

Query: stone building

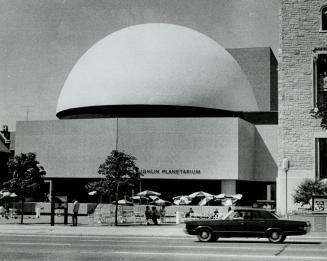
[278,1,327,214]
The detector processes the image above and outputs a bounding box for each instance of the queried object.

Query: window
[321,6,327,31]
[316,138,327,180]
[313,51,327,110]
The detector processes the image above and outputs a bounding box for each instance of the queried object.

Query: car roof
[232,207,270,212]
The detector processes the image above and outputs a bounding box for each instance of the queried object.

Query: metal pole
[116,118,118,150]
[285,170,288,218]
[50,180,55,226]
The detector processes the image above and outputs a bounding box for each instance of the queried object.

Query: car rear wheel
[268,230,285,243]
[197,228,213,242]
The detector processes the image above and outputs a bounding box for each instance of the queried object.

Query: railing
[88,204,229,225]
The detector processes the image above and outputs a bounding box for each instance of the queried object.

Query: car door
[216,210,249,237]
[235,210,260,237]
[244,210,273,236]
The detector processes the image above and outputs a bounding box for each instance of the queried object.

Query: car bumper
[184,229,197,235]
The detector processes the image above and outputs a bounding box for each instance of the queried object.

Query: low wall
[4,202,229,217]
[289,212,327,232]
[93,204,229,217]
[3,202,96,215]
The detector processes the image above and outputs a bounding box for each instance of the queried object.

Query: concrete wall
[255,125,278,182]
[238,119,255,180]
[15,117,277,183]
[227,47,277,111]
[279,1,327,214]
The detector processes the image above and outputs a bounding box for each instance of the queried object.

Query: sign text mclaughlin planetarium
[141,169,201,175]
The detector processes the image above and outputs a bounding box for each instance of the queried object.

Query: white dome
[56,23,258,115]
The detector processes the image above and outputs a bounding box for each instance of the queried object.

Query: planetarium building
[15,24,278,204]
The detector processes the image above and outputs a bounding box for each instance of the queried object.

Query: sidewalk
[0,223,189,237]
[1,214,327,238]
[0,214,188,237]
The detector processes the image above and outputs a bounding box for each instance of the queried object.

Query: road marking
[0,238,325,252]
[80,239,148,243]
[2,242,71,246]
[0,234,193,240]
[2,239,325,254]
[104,244,327,252]
[1,233,325,242]
[113,251,327,260]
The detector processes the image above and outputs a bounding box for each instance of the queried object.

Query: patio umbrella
[214,194,242,206]
[149,195,160,201]
[189,191,212,198]
[172,195,192,205]
[0,191,10,198]
[198,196,214,206]
[112,199,134,206]
[150,199,171,206]
[88,191,97,196]
[215,194,242,200]
[137,190,161,197]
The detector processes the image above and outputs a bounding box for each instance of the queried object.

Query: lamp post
[282,158,289,218]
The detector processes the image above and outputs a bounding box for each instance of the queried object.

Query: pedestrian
[5,205,9,219]
[145,205,152,225]
[185,208,194,218]
[151,206,159,225]
[35,203,41,218]
[0,205,5,218]
[72,198,80,226]
[159,206,166,224]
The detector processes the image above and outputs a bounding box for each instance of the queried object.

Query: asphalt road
[0,234,326,261]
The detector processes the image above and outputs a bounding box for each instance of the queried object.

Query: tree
[293,178,327,207]
[4,152,46,224]
[310,107,327,129]
[86,150,142,226]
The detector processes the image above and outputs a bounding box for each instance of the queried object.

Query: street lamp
[282,158,289,217]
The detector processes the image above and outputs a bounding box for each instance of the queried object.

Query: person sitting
[213,208,220,219]
[185,208,194,218]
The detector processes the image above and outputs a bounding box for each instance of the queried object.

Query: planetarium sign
[141,169,201,175]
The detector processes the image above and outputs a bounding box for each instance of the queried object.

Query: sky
[0,0,280,130]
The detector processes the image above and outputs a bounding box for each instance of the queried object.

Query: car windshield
[270,211,280,219]
[222,211,236,220]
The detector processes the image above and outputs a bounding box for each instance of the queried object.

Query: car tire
[268,230,285,243]
[197,228,213,242]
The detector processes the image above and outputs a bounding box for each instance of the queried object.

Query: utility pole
[282,158,290,218]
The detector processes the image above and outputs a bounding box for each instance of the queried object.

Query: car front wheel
[197,228,213,242]
[268,230,285,243]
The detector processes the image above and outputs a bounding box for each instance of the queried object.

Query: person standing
[72,199,80,226]
[145,206,152,225]
[159,206,166,224]
[151,206,159,225]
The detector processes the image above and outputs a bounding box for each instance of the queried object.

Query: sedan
[184,207,311,243]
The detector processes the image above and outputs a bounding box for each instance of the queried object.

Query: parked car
[184,207,311,243]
